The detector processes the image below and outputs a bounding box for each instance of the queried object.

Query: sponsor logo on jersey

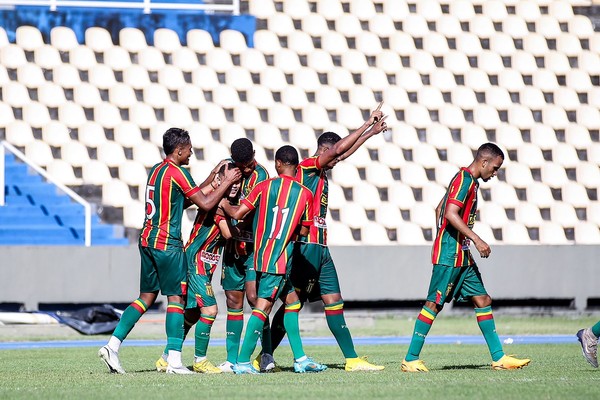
[314,216,327,229]
[200,250,221,265]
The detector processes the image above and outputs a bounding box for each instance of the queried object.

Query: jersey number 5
[268,205,290,239]
[145,185,156,219]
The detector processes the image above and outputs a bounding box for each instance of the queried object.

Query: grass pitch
[0,314,598,400]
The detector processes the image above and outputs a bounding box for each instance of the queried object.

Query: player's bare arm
[444,203,491,258]
[198,159,230,189]
[340,114,389,161]
[318,102,384,166]
[228,203,252,221]
[188,167,242,211]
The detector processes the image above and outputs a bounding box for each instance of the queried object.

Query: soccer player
[268,103,389,372]
[155,162,241,374]
[401,143,531,372]
[577,322,600,368]
[229,145,327,374]
[98,127,241,374]
[217,138,273,373]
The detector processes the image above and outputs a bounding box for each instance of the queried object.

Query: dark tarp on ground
[53,305,121,335]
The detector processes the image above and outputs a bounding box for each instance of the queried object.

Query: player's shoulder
[254,162,270,179]
[299,156,319,168]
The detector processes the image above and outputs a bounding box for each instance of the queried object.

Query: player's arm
[435,197,444,225]
[339,114,388,162]
[444,203,490,258]
[188,166,242,211]
[228,202,252,221]
[215,206,237,239]
[317,102,384,166]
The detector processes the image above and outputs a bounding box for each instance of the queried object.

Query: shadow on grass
[440,364,488,370]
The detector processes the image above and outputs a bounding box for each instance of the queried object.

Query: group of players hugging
[99,102,540,375]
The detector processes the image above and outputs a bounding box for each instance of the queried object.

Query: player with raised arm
[155,163,241,374]
[229,145,327,374]
[401,143,530,372]
[216,138,274,373]
[267,103,388,372]
[577,321,600,368]
[98,127,240,375]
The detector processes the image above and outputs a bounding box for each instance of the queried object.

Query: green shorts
[290,242,341,303]
[256,271,294,302]
[186,271,216,309]
[221,248,256,292]
[426,263,488,305]
[139,245,187,296]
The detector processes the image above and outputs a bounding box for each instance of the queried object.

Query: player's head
[217,162,241,199]
[474,142,504,182]
[230,138,256,177]
[275,145,299,176]
[163,127,192,165]
[316,131,342,169]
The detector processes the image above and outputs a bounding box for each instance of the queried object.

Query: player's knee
[473,295,492,308]
[246,292,258,308]
[225,291,243,309]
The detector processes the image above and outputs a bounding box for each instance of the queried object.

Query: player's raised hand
[370,114,388,135]
[223,166,242,183]
[368,101,384,125]
[474,238,491,258]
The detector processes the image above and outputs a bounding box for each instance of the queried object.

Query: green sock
[269,302,287,353]
[113,298,148,341]
[238,309,267,363]
[225,308,244,364]
[284,301,305,360]
[406,306,437,362]
[164,316,194,355]
[261,317,273,355]
[592,321,600,337]
[324,301,357,359]
[165,302,185,352]
[475,306,504,362]
[194,314,215,358]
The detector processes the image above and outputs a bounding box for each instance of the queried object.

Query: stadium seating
[1,0,600,246]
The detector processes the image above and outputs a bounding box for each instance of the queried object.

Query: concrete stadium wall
[2,245,599,311]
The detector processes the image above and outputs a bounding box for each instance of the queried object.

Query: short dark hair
[275,145,299,166]
[163,127,190,156]
[317,131,342,148]
[476,142,504,161]
[230,138,254,164]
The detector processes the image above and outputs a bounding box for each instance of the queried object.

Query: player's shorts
[221,247,256,291]
[186,271,216,309]
[290,242,341,303]
[426,263,488,305]
[256,271,294,302]
[139,245,187,296]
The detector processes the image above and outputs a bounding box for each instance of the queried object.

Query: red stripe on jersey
[140,162,164,246]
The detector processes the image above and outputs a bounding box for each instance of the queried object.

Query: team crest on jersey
[445,283,454,297]
[205,282,214,297]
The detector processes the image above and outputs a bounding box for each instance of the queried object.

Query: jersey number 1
[268,205,289,239]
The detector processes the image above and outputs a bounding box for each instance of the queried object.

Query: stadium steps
[1,152,128,245]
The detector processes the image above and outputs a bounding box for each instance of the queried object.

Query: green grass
[1,314,599,399]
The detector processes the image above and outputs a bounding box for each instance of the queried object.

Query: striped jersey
[185,208,226,276]
[431,167,479,267]
[140,159,200,250]
[242,175,313,275]
[230,161,269,255]
[295,156,328,245]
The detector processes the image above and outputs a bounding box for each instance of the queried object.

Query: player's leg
[577,320,599,367]
[98,245,159,374]
[220,253,247,370]
[282,288,327,373]
[156,305,199,372]
[402,264,457,372]
[463,265,529,370]
[245,267,274,366]
[191,272,221,373]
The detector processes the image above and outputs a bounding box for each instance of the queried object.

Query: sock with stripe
[405,306,437,362]
[165,302,185,352]
[225,308,244,364]
[475,306,504,362]
[194,314,215,358]
[163,315,195,356]
[324,301,357,359]
[111,298,148,348]
[592,320,600,337]
[284,301,305,360]
[238,309,267,364]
